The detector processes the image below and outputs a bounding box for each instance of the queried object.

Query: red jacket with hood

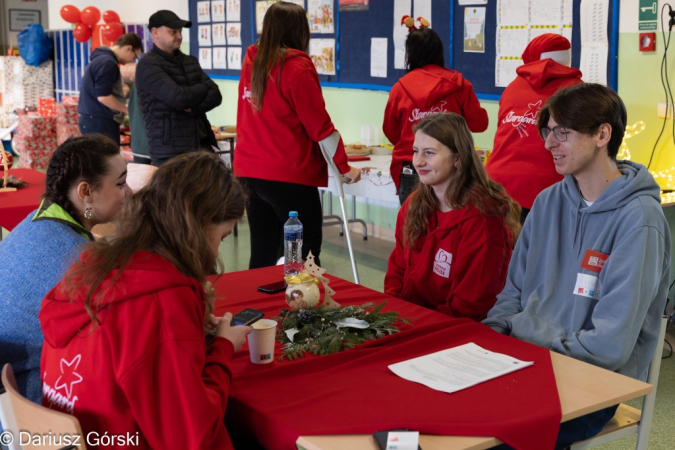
[383,65,488,190]
[40,251,235,450]
[384,201,513,321]
[234,45,350,187]
[486,36,582,209]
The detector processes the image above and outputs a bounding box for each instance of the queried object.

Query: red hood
[516,59,582,90]
[40,251,204,349]
[399,65,463,108]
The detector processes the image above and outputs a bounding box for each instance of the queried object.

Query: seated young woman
[0,134,131,403]
[39,151,252,449]
[384,113,521,321]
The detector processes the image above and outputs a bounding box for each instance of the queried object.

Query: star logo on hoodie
[523,100,542,119]
[54,355,83,398]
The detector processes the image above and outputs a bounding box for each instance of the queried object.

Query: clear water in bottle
[284,211,303,276]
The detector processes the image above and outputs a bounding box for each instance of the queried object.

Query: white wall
[2,0,49,47]
[47,0,188,30]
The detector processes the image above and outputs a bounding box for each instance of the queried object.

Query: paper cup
[247,319,277,364]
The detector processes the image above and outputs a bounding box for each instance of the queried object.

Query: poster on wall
[199,48,212,69]
[256,1,273,34]
[464,7,486,53]
[9,10,41,32]
[214,47,227,69]
[227,23,242,45]
[212,1,226,22]
[212,23,227,46]
[309,39,336,75]
[228,47,243,70]
[339,0,369,11]
[228,0,242,22]
[198,25,212,46]
[308,0,335,33]
[197,1,211,23]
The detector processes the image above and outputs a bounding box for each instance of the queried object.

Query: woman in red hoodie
[384,113,520,321]
[486,34,583,223]
[40,152,251,449]
[235,2,360,269]
[383,23,488,205]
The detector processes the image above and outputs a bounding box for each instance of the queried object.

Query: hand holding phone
[215,312,253,351]
[230,308,265,326]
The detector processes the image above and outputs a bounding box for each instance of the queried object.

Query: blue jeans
[79,114,120,146]
[492,404,619,450]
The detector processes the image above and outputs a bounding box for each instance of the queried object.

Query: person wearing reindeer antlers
[384,16,488,205]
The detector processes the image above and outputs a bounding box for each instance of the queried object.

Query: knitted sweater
[0,202,91,403]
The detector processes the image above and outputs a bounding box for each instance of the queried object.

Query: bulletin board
[453,0,619,99]
[189,0,618,97]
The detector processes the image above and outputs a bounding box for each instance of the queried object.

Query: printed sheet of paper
[413,0,432,25]
[228,0,242,22]
[213,47,227,69]
[530,0,561,24]
[393,0,412,69]
[580,0,609,84]
[228,47,242,70]
[256,1,272,34]
[496,57,524,87]
[459,0,488,4]
[212,1,226,22]
[199,48,212,70]
[389,342,534,394]
[212,23,227,46]
[308,0,335,33]
[371,38,388,78]
[227,23,242,46]
[309,39,336,75]
[198,25,211,46]
[197,1,211,23]
[464,7,487,53]
[497,0,528,26]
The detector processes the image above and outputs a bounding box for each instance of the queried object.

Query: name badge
[433,249,452,278]
[581,249,609,273]
[573,273,601,300]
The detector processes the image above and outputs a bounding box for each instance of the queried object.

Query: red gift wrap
[12,135,57,169]
[38,98,56,117]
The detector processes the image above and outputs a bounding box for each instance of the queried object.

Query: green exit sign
[639,0,658,22]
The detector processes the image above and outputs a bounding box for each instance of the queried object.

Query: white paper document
[389,342,533,394]
[580,0,609,85]
[393,0,412,69]
[371,38,388,78]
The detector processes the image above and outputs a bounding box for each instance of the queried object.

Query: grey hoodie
[484,161,670,381]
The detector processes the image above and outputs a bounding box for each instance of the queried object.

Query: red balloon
[81,7,101,27]
[73,23,92,43]
[60,5,81,24]
[102,10,121,24]
[103,22,124,43]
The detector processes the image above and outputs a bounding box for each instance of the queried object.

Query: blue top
[78,47,122,121]
[484,161,671,381]
[0,202,91,403]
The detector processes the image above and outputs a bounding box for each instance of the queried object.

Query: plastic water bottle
[284,211,303,276]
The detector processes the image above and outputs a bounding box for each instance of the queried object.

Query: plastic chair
[318,131,360,284]
[570,316,668,450]
[1,363,87,450]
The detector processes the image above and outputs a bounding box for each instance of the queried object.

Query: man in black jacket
[136,10,222,166]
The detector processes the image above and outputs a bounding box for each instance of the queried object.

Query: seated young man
[483,83,671,449]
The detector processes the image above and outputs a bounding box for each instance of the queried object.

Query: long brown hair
[62,151,246,326]
[403,113,521,248]
[250,1,310,111]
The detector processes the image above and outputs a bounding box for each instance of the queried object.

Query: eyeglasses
[540,126,569,142]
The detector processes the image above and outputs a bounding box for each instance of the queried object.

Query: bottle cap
[289,211,298,217]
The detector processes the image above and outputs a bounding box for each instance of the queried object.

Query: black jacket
[135,45,221,163]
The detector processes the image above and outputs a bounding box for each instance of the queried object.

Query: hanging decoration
[61,6,123,46]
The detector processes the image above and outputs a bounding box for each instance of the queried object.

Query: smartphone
[230,308,265,326]
[257,280,287,294]
[373,430,422,450]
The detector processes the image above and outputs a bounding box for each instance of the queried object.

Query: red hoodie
[384,201,512,321]
[486,59,582,209]
[235,45,350,187]
[40,251,235,450]
[383,65,488,190]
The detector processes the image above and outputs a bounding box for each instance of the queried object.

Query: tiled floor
[220,218,675,450]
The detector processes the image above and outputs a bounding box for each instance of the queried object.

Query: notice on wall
[198,25,211,46]
[212,23,227,46]
[308,0,335,33]
[199,48,212,70]
[393,0,412,69]
[464,7,486,53]
[309,39,336,75]
[212,1,226,22]
[580,0,609,85]
[197,1,211,23]
[228,47,242,70]
[413,0,432,25]
[214,47,227,69]
[227,23,242,46]
[371,38,388,78]
[340,0,369,11]
[256,1,273,34]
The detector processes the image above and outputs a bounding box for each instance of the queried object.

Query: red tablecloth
[212,266,562,450]
[0,168,46,230]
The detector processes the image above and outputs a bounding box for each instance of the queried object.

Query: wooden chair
[1,364,86,450]
[571,316,668,450]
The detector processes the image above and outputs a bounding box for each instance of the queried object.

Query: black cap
[148,10,192,30]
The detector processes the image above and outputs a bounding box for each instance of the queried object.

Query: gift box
[56,123,80,145]
[56,102,79,125]
[12,134,57,170]
[0,57,54,109]
[39,98,56,116]
[16,112,56,139]
[61,96,79,105]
